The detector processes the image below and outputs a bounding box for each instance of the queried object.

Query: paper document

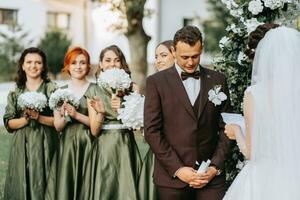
[221,113,246,136]
[197,159,211,174]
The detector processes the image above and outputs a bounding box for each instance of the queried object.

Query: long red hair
[62,47,91,75]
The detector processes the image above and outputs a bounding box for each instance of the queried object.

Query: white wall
[0,0,87,46]
[0,0,45,44]
[0,0,212,67]
[159,0,211,41]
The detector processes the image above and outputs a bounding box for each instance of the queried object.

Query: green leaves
[38,31,71,76]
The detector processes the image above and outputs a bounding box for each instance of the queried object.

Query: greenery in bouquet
[213,0,300,184]
[17,91,47,128]
[49,88,80,122]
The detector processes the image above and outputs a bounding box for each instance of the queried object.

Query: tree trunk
[126,28,150,93]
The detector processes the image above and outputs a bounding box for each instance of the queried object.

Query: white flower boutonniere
[208,85,227,106]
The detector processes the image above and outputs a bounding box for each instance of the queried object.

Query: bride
[223,24,300,200]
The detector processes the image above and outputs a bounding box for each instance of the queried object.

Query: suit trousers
[157,176,226,200]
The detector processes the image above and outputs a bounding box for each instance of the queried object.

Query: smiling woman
[45,47,100,200]
[3,47,58,200]
[154,40,174,71]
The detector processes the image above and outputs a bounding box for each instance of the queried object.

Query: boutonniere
[208,85,227,106]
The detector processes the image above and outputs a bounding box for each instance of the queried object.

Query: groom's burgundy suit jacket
[144,66,233,188]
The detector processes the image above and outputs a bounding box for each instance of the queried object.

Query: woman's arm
[88,97,105,137]
[243,91,253,159]
[224,91,253,159]
[27,109,54,127]
[8,117,29,130]
[65,103,90,127]
[53,108,67,132]
[37,115,54,127]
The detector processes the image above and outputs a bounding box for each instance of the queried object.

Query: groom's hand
[176,167,208,186]
[190,166,218,188]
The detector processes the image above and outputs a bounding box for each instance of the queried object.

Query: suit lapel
[165,66,196,120]
[197,67,211,119]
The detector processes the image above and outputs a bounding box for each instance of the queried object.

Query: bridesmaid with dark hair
[138,40,175,200]
[154,40,174,71]
[81,45,142,200]
[3,47,58,200]
[45,47,99,200]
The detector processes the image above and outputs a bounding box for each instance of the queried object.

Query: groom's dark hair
[173,25,203,50]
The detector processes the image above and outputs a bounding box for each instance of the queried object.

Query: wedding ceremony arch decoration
[213,0,300,184]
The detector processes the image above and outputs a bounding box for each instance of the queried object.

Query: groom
[144,25,232,200]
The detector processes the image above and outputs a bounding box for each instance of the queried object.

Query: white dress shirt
[175,64,201,105]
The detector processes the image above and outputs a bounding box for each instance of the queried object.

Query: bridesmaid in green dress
[81,45,142,200]
[45,47,97,200]
[138,40,175,200]
[3,47,58,200]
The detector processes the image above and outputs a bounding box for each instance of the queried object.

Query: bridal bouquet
[17,91,48,127]
[49,88,80,122]
[117,91,145,130]
[97,68,132,96]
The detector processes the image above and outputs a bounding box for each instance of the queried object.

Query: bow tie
[181,71,201,81]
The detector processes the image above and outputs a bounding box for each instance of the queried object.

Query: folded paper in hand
[197,159,211,174]
[221,113,246,137]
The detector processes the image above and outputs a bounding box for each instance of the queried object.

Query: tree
[38,30,71,77]
[202,0,232,54]
[96,0,151,91]
[0,25,32,82]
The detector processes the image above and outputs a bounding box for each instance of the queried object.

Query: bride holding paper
[223,24,300,200]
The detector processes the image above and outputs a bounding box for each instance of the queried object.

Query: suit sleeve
[211,75,233,170]
[144,76,184,177]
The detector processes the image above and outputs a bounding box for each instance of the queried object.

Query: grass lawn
[0,127,12,199]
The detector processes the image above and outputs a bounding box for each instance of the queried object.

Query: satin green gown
[138,146,159,200]
[3,81,58,200]
[80,84,142,200]
[45,83,97,200]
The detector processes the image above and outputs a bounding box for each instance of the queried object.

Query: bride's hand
[224,124,241,140]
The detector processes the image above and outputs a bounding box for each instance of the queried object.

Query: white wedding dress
[223,27,300,200]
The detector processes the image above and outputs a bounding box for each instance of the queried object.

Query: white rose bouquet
[97,68,132,96]
[17,91,48,127]
[117,91,145,130]
[49,88,80,122]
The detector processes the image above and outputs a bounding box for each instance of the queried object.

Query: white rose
[263,0,285,10]
[226,24,242,35]
[219,36,230,49]
[237,51,247,65]
[248,0,264,15]
[230,8,244,18]
[221,0,239,10]
[244,18,264,35]
[236,160,246,170]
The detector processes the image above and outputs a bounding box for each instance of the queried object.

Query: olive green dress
[3,81,58,200]
[80,84,142,200]
[45,83,97,200]
[138,146,159,200]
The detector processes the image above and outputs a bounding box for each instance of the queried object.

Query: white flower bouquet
[17,91,48,127]
[49,88,80,122]
[97,68,132,96]
[117,91,145,130]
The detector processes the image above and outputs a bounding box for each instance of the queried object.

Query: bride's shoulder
[245,85,258,94]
